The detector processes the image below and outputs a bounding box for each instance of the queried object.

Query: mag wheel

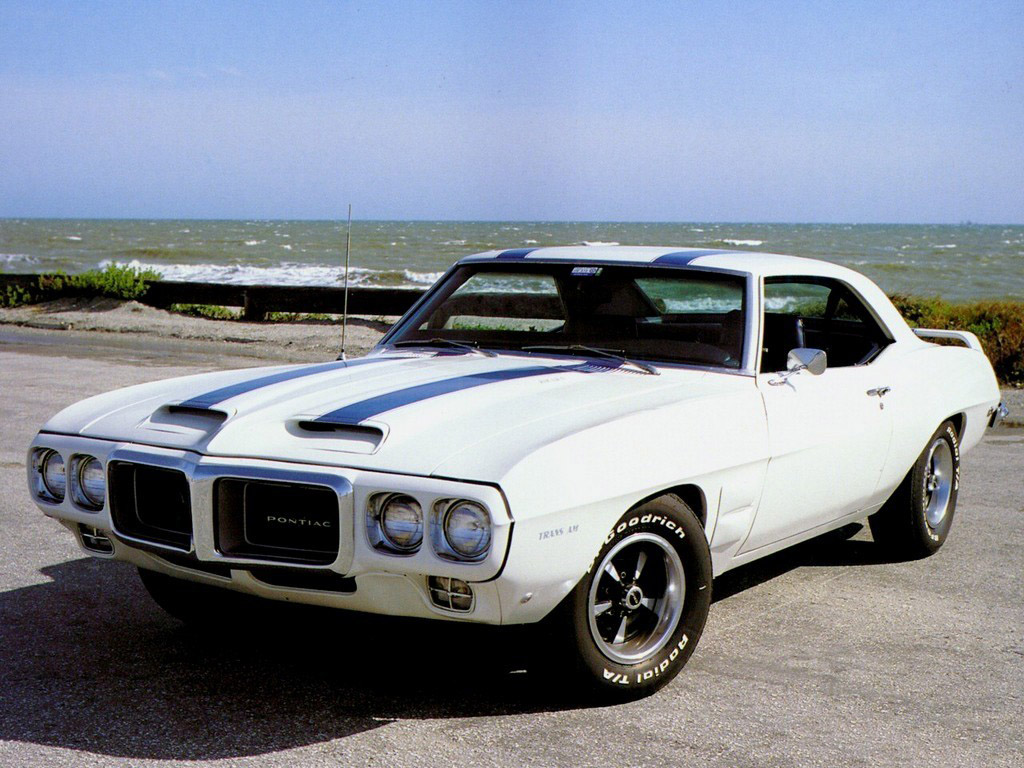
[870,420,960,558]
[587,532,686,665]
[552,495,712,700]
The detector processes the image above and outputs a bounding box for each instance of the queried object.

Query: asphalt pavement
[1,330,1021,768]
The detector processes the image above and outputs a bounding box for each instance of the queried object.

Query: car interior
[760,277,893,372]
[396,264,749,369]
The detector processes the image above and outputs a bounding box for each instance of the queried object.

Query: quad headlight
[439,499,492,560]
[32,449,66,502]
[367,493,493,562]
[71,455,106,510]
[369,493,423,553]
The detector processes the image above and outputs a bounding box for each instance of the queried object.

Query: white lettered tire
[547,495,712,700]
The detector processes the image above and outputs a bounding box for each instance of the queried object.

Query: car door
[740,277,895,554]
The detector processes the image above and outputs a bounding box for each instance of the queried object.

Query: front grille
[109,462,193,550]
[215,478,339,565]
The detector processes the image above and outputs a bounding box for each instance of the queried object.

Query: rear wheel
[547,495,712,700]
[869,420,960,558]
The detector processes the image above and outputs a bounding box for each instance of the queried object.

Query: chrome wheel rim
[923,438,954,529]
[587,532,685,664]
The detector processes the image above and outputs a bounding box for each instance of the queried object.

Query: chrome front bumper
[988,401,1010,428]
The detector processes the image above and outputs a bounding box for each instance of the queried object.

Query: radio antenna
[340,204,352,361]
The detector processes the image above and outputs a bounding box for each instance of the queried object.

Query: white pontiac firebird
[28,245,1007,698]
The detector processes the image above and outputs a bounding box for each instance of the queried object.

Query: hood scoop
[138,404,230,439]
[289,420,385,455]
[164,404,230,424]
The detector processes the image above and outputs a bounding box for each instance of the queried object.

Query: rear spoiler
[913,328,984,352]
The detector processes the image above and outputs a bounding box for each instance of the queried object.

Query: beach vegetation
[1,264,160,307]
[39,264,162,301]
[1,284,32,308]
[169,303,239,320]
[890,294,1024,386]
[264,311,338,323]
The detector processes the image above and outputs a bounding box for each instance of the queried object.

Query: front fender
[492,387,768,623]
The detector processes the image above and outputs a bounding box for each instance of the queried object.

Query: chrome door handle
[866,386,891,397]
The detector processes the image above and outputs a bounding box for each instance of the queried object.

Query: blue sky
[1,1,1021,222]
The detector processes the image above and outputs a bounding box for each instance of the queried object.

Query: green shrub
[169,303,238,320]
[264,311,338,323]
[889,294,1024,386]
[66,264,161,300]
[1,284,33,308]
[24,264,162,303]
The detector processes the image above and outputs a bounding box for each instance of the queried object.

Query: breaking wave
[0,253,38,266]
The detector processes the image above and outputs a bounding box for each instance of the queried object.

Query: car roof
[459,245,858,281]
[459,244,915,343]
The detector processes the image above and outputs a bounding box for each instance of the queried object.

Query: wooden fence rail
[0,274,427,320]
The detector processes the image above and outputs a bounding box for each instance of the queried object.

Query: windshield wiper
[521,344,660,375]
[392,338,496,357]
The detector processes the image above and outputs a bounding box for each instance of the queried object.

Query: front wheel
[869,420,960,558]
[548,495,712,700]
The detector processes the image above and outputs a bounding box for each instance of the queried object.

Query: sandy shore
[0,297,394,363]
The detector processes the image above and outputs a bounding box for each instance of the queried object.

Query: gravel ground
[0,297,393,362]
[0,328,1021,768]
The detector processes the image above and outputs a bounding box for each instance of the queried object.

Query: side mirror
[787,347,827,376]
[769,348,827,386]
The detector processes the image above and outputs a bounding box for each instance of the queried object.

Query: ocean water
[1,219,1021,301]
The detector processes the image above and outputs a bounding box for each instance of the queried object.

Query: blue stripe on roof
[179,358,386,409]
[653,249,728,266]
[495,247,540,260]
[316,364,577,423]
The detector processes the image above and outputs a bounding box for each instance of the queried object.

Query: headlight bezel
[32,448,66,502]
[433,498,493,562]
[366,492,424,555]
[70,454,106,511]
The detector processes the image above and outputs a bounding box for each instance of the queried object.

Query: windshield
[384,262,747,369]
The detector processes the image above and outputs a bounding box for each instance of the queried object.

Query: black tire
[869,420,960,559]
[546,495,712,701]
[137,567,254,624]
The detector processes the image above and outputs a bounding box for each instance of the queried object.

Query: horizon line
[1,216,1020,227]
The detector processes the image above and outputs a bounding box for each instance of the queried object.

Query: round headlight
[380,494,423,551]
[41,451,66,500]
[443,501,491,559]
[77,456,106,508]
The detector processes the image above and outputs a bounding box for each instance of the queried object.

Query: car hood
[43,351,746,481]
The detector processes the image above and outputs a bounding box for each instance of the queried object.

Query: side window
[762,278,889,372]
[764,282,831,320]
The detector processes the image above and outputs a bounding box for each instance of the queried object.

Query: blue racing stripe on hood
[495,247,540,260]
[653,249,729,266]
[315,364,579,423]
[180,357,389,409]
